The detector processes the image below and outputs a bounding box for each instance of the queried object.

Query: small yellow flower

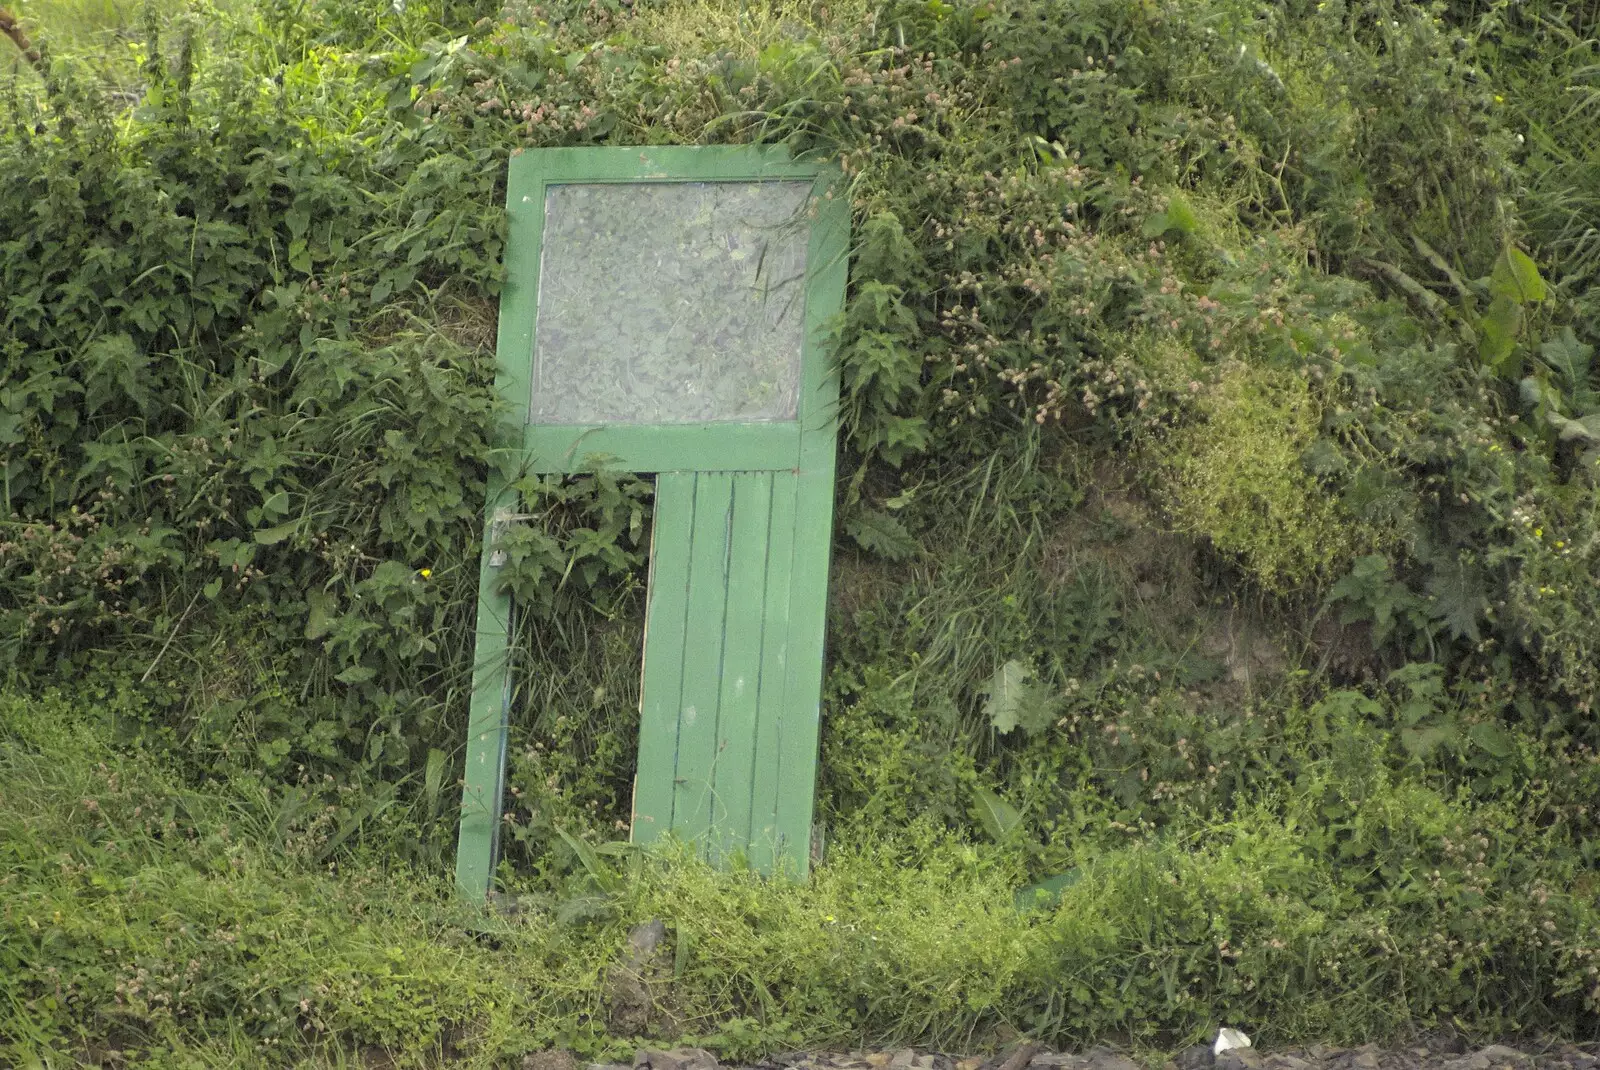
[1555,540,1566,549]
[419,568,432,579]
[1494,94,1504,103]
[1534,528,1543,538]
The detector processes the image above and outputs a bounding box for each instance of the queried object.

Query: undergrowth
[3,691,1598,1065]
[2,0,1599,1060]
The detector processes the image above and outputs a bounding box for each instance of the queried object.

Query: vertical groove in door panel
[632,472,696,845]
[709,472,775,864]
[746,473,797,874]
[671,472,735,847]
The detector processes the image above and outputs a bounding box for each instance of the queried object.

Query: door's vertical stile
[746,473,798,874]
[632,472,697,844]
[709,472,775,864]
[453,482,517,896]
[773,462,836,875]
[672,472,736,848]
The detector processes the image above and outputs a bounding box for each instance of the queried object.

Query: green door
[455,146,849,898]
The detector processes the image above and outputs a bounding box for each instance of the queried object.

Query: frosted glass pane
[532,181,812,425]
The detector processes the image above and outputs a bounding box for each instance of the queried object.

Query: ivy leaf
[981,659,1056,736]
[971,787,1022,843]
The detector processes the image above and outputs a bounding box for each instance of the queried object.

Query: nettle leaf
[844,507,919,561]
[971,787,1022,843]
[1468,721,1515,759]
[981,659,1056,736]
[1401,724,1454,760]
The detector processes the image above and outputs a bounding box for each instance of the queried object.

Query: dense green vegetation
[2,0,1599,1062]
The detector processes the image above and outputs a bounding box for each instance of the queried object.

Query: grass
[5,688,1598,1066]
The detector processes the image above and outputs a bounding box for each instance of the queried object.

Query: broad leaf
[1468,721,1514,759]
[1400,724,1454,760]
[1540,327,1594,387]
[1489,245,1547,305]
[1478,294,1522,375]
[972,787,1022,842]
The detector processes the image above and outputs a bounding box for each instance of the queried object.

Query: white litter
[1213,1029,1253,1056]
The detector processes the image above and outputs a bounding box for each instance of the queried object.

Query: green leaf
[285,206,310,241]
[423,748,447,818]
[844,507,918,561]
[254,520,298,545]
[202,577,222,600]
[1425,558,1488,643]
[305,590,338,640]
[981,659,1057,737]
[1140,192,1197,239]
[971,787,1021,842]
[1489,246,1546,305]
[1468,721,1514,759]
[1540,327,1594,387]
[1551,412,1600,442]
[1478,294,1522,375]
[335,665,376,684]
[1400,724,1454,760]
[1015,867,1081,911]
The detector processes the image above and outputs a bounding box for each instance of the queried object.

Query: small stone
[867,1057,891,1069]
[626,920,669,960]
[958,1059,985,1070]
[1031,1058,1081,1069]
[915,1057,938,1069]
[634,1049,719,1070]
[1350,1052,1380,1070]
[524,1052,578,1070]
[1477,1048,1532,1066]
[890,1052,918,1070]
[1264,1057,1310,1070]
[1084,1048,1143,1070]
[1176,1046,1216,1070]
[1216,1051,1263,1070]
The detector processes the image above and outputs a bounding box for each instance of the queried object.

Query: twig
[0,7,42,73]
[141,590,203,683]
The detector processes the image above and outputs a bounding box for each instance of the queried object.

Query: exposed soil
[574,1038,1600,1070]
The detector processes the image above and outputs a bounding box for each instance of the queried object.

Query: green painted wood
[523,422,800,475]
[453,501,515,896]
[709,471,776,863]
[630,470,696,847]
[671,473,735,844]
[745,474,796,873]
[458,144,850,897]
